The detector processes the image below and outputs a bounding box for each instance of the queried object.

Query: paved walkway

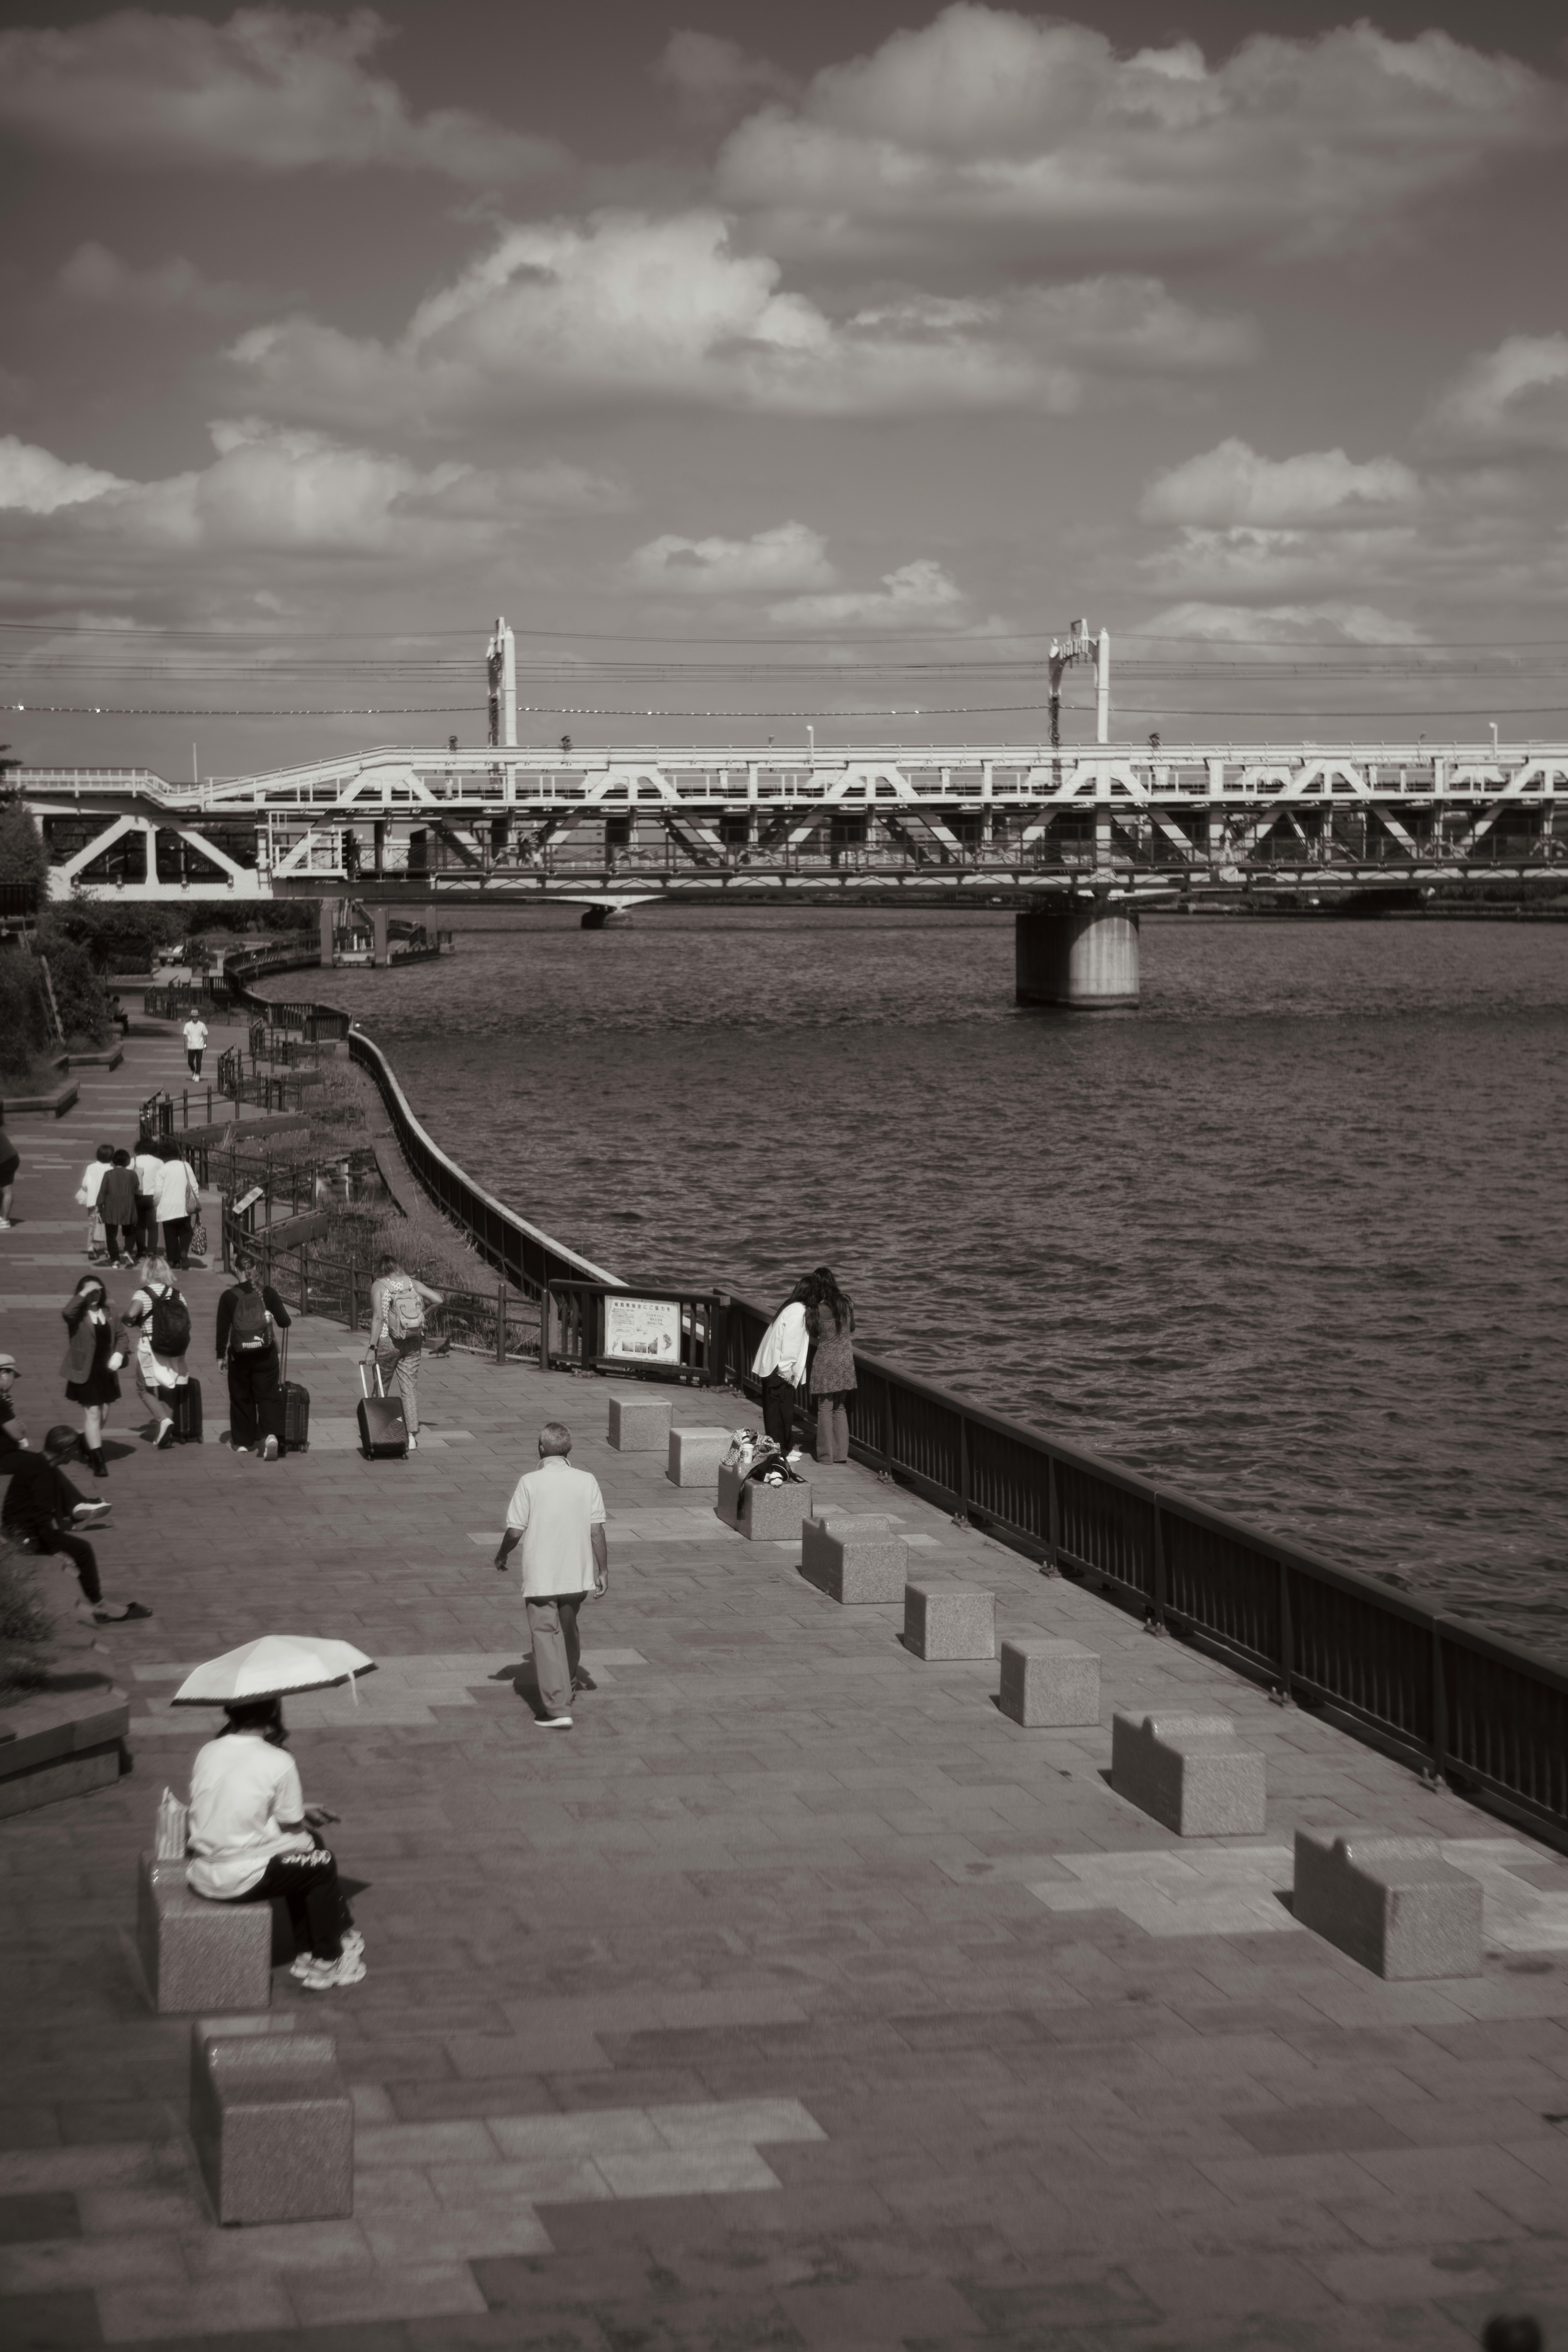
[4,1021,1568,2350]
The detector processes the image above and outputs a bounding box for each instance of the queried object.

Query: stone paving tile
[4,1021,1568,2348]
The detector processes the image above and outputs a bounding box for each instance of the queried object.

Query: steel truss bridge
[17,741,1568,909]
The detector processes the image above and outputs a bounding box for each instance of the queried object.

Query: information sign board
[602,1295,680,1366]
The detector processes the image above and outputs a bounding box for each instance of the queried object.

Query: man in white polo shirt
[493,1420,608,1729]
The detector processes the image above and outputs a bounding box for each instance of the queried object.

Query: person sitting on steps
[186,1696,364,1993]
[216,1253,292,1459]
[0,1425,151,1624]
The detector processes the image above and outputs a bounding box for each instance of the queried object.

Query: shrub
[43,900,184,974]
[0,952,51,1083]
[0,800,47,893]
[33,921,111,1048]
[0,1541,56,1700]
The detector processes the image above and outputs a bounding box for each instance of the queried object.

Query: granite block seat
[998,1637,1100,1727]
[801,1512,907,1604]
[606,1393,673,1452]
[1293,1829,1483,1980]
[192,2024,353,2224]
[136,1855,272,2015]
[0,1682,129,1819]
[715,1465,813,1541]
[1110,1712,1267,1837]
[667,1426,731,1487]
[904,1582,995,1660]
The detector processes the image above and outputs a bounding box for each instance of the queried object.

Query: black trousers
[233,1844,352,1962]
[186,1049,203,1077]
[227,1347,279,1449]
[103,1222,133,1261]
[762,1373,797,1454]
[162,1215,192,1269]
[11,1525,101,1605]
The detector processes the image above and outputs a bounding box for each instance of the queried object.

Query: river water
[292,910,1568,1651]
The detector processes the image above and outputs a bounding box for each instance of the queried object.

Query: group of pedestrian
[751,1264,858,1465]
[78,1135,203,1272]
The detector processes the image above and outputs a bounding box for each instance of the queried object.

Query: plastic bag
[155,1787,188,1860]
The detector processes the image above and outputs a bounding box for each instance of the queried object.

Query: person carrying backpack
[216,1251,292,1458]
[119,1257,192,1450]
[364,1252,443,1454]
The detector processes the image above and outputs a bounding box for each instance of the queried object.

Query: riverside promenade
[4,1023,1568,2349]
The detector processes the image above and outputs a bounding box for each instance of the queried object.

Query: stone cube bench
[998,1637,1100,1728]
[715,1464,813,1541]
[801,1512,907,1604]
[0,1683,129,1819]
[607,1393,673,1452]
[1293,1829,1483,1980]
[904,1582,995,1661]
[136,1854,273,2015]
[192,2023,353,2225]
[1110,1712,1266,1837]
[667,1426,731,1488]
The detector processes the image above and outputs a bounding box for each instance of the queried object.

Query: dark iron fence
[215,953,1568,1840]
[220,1203,536,1363]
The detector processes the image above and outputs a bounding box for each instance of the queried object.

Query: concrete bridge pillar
[1016,901,1140,1010]
[371,906,391,966]
[318,899,336,965]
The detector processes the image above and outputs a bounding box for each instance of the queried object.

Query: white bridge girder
[16,741,1567,900]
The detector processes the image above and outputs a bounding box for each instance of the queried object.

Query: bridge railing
[216,948,1568,1841]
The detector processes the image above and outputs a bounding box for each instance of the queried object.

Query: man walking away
[154,1140,200,1272]
[493,1422,607,1728]
[183,1014,209,1078]
[751,1279,813,1462]
[1,1425,150,1623]
[132,1137,164,1261]
[365,1253,443,1453]
[217,1253,292,1458]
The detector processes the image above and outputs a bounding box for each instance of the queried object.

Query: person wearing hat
[0,1353,26,1462]
[0,1424,151,1623]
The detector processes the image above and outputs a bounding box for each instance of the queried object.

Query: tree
[45,896,184,972]
[0,800,47,893]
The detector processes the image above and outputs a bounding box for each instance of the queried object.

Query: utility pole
[1047,618,1111,748]
[486,617,516,749]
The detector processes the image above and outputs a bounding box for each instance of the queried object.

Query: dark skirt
[64,1320,121,1409]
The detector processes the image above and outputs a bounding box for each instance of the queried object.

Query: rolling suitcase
[273,1330,310,1456]
[172,1377,203,1445]
[357,1363,407,1461]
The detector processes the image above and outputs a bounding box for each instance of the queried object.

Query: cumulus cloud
[1140,438,1422,528]
[653,31,795,122]
[0,7,562,181]
[768,557,964,628]
[714,5,1566,272]
[625,521,833,595]
[57,241,267,318]
[227,208,1252,424]
[1137,600,1427,647]
[1425,334,1568,456]
[0,418,615,565]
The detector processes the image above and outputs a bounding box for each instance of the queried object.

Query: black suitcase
[172,1377,203,1445]
[357,1364,406,1460]
[272,1332,310,1455]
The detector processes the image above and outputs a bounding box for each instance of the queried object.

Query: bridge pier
[581,905,632,930]
[371,907,391,965]
[1016,901,1140,1010]
[318,899,336,965]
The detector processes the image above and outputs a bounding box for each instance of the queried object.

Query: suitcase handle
[358,1361,387,1400]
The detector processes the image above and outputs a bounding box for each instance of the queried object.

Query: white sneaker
[262,1434,279,1461]
[297,1951,365,1991]
[536,1713,573,1729]
[232,1444,250,1454]
[407,1433,419,1451]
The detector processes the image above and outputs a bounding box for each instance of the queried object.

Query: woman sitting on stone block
[187,1697,365,1993]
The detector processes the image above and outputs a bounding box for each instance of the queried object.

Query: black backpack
[149,1285,191,1357]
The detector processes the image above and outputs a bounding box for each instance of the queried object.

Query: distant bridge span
[18,740,1568,1005]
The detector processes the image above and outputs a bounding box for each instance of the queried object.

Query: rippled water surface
[296,910,1568,1648]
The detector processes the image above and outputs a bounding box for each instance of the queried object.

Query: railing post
[1429,1625,1450,1787]
[1149,1505,1167,1633]
[953,1411,970,1527]
[539,1283,551,1372]
[496,1283,507,1368]
[300,1241,310,1317]
[1045,1451,1060,1574]
[706,1292,723,1387]
[347,1264,359,1332]
[1274,1559,1294,1705]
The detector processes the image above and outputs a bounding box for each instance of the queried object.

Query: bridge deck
[3,1027,1568,2348]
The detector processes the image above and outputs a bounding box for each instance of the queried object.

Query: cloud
[0,7,562,181]
[1140,438,1422,528]
[0,418,616,566]
[1426,333,1568,456]
[1136,600,1428,647]
[227,208,1253,424]
[0,436,129,515]
[714,5,1566,272]
[57,241,268,318]
[625,521,834,595]
[768,557,964,627]
[653,31,795,122]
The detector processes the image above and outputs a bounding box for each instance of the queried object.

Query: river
[286,909,1568,1651]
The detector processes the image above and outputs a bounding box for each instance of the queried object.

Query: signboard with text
[602,1295,681,1366]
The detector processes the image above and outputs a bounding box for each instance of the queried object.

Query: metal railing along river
[218,946,1568,1844]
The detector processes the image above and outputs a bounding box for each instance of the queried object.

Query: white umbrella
[172,1636,376,1707]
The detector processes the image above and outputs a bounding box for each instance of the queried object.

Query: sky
[3,0,1568,777]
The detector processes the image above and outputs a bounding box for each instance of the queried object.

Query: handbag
[188,1217,208,1260]
[184,1172,201,1217]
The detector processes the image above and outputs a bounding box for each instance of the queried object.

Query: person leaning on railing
[364,1252,443,1454]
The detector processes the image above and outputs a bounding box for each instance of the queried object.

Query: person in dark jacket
[1,1426,149,1622]
[216,1253,292,1458]
[97,1151,141,1269]
[61,1274,120,1479]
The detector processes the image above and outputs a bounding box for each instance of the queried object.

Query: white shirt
[133,1149,163,1199]
[504,1456,606,1597]
[183,1019,208,1049]
[752,1301,810,1387]
[186,1733,313,1899]
[77,1161,108,1208]
[154,1158,195,1219]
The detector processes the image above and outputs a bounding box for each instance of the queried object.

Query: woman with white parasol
[175,1636,373,1994]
